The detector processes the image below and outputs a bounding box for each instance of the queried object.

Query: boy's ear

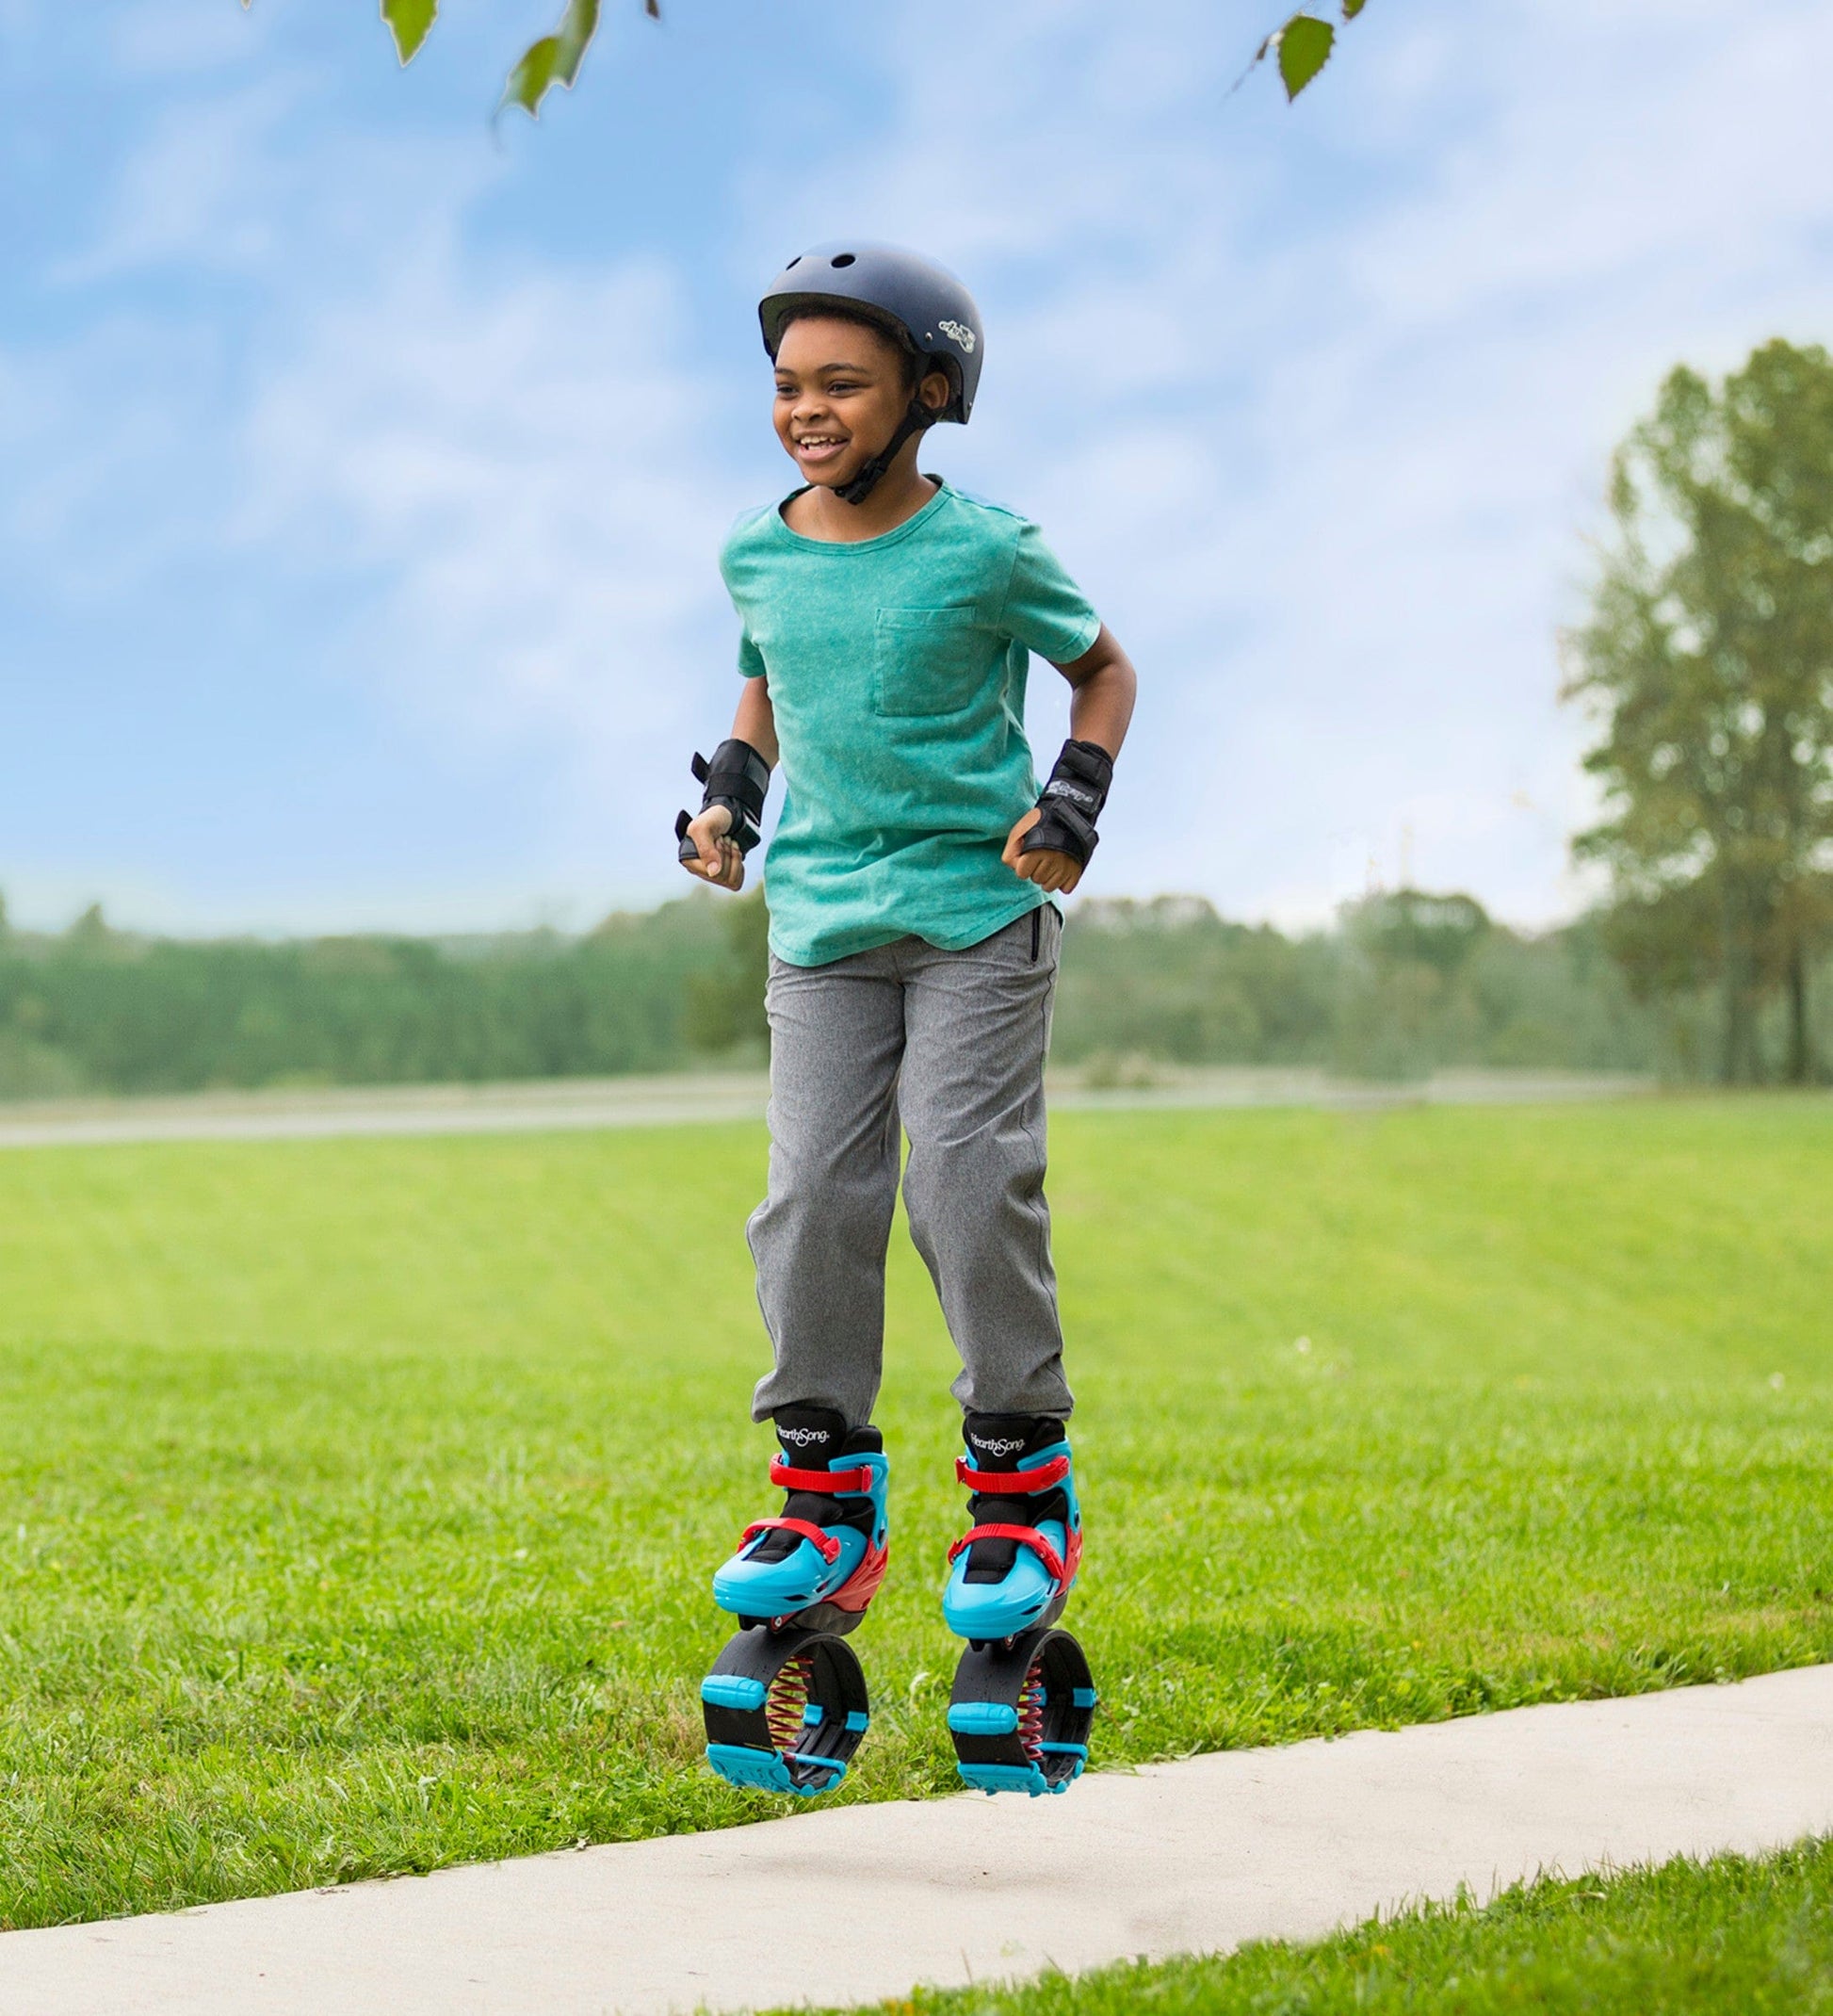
[918,368,951,415]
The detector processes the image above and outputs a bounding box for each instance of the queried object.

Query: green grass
[798,1836,1833,2014]
[0,1097,1829,1928]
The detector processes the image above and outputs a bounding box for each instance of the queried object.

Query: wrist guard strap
[1019,739,1113,868]
[674,739,771,861]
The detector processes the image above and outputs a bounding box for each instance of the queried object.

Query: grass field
[802,1836,1833,2015]
[0,1097,1829,1930]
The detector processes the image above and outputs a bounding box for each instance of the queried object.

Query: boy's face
[772,315,945,488]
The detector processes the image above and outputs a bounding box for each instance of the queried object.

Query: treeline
[0,899,738,1098]
[0,886,1819,1101]
[1051,892,1673,1081]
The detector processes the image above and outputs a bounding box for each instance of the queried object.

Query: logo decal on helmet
[937,319,977,354]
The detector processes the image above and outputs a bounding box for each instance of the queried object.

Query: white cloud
[8,50,747,928]
[0,315,235,595]
[109,0,266,76]
[237,246,741,882]
[59,71,492,285]
[57,79,302,281]
[27,46,738,880]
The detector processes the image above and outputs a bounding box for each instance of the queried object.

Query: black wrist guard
[675,739,771,863]
[1019,739,1113,868]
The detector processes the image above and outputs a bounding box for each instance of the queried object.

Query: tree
[1564,340,1833,1084]
[240,2,1371,122]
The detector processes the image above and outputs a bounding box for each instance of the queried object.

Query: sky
[3,0,1832,937]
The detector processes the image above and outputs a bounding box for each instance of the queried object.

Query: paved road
[0,1068,1652,1150]
[2,1664,1828,2014]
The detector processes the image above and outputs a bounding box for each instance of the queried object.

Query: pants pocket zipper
[1030,908,1041,963]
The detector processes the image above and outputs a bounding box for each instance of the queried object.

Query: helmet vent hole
[830,252,856,268]
[785,255,801,268]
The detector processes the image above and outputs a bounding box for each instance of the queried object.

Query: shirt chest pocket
[873,606,990,718]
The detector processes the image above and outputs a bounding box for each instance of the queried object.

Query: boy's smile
[792,431,849,474]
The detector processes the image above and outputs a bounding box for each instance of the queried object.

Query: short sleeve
[998,522,1102,666]
[719,512,771,680]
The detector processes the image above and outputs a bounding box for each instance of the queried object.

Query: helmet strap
[835,398,935,507]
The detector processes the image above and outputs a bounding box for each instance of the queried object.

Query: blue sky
[4,0,1832,935]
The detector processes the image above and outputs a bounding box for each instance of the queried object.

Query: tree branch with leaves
[239,1,1372,121]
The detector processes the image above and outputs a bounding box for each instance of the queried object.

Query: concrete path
[0,1067,1651,1150]
[4,1665,1830,2016]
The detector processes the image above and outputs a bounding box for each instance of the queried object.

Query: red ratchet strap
[771,1456,875,1494]
[741,1517,841,1563]
[947,1522,1067,1585]
[955,1455,1071,1494]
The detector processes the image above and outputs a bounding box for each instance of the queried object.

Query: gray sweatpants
[748,905,1072,1430]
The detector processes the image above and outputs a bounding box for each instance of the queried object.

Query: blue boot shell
[943,1416,1081,1644]
[713,1416,890,1627]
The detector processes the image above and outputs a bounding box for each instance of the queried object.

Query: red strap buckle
[946,1522,1067,1585]
[740,1517,842,1564]
[955,1454,1070,1495]
[771,1455,874,1495]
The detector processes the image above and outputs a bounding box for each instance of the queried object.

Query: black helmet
[759,242,983,424]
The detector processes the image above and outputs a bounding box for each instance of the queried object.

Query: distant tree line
[0,895,731,1098]
[5,882,1805,1102]
[1052,890,1693,1083]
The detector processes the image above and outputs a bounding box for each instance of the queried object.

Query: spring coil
[767,1653,815,1752]
[1017,1655,1047,1762]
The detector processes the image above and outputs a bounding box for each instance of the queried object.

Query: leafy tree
[1564,340,1833,1083]
[239,2,1371,121]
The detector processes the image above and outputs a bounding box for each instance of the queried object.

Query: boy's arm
[1002,625,1138,896]
[681,677,777,891]
[1059,624,1136,761]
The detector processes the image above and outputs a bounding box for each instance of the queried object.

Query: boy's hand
[681,805,746,890]
[1002,809,1083,895]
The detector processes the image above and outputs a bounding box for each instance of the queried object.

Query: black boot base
[948,1625,1096,1797]
[703,1623,869,1798]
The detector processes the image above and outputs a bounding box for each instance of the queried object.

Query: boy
[677,243,1136,1783]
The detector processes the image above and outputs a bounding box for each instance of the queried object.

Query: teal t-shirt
[720,481,1101,967]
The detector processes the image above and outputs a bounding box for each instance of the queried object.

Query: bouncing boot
[702,1407,888,1797]
[943,1412,1095,1797]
